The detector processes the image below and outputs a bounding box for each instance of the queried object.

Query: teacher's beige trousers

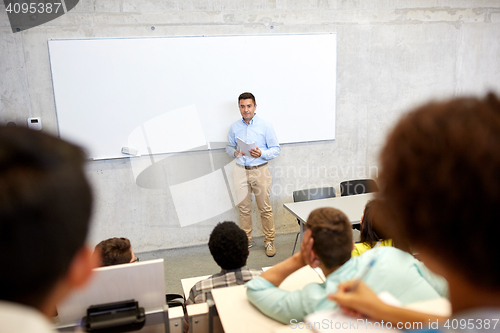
[233,163,275,244]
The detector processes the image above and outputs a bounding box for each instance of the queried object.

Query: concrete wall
[1,0,499,252]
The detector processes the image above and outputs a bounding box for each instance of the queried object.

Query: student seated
[246,207,447,324]
[331,93,500,331]
[0,127,97,332]
[352,199,393,256]
[94,237,185,310]
[186,221,261,305]
[94,237,138,266]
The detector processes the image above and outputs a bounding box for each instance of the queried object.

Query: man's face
[239,98,256,122]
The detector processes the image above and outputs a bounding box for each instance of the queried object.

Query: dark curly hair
[379,93,500,288]
[209,221,249,270]
[306,208,352,270]
[95,237,132,266]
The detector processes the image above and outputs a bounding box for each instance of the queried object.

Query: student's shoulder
[191,272,220,290]
[352,242,371,256]
[352,246,409,270]
[242,268,262,279]
[371,245,410,258]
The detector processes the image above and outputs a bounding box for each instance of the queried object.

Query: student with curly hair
[185,221,261,305]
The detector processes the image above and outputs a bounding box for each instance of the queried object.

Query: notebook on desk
[304,294,451,333]
[305,292,401,333]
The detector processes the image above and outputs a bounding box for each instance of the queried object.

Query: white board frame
[48,33,337,160]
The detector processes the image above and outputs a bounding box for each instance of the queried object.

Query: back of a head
[209,221,248,270]
[359,199,380,247]
[95,237,132,266]
[0,127,92,308]
[306,208,352,270]
[380,93,500,288]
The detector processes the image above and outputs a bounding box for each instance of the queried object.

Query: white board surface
[48,34,337,160]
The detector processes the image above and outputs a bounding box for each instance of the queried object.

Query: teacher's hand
[249,147,262,158]
[234,149,244,158]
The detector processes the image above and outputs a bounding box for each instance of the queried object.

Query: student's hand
[328,280,385,319]
[249,147,261,158]
[235,149,244,157]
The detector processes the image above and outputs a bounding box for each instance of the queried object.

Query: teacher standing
[226,92,281,257]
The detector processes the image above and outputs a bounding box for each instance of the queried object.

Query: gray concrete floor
[137,232,300,296]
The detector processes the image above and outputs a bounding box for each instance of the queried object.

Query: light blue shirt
[246,247,448,324]
[226,115,280,167]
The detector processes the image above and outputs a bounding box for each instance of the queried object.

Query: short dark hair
[305,208,352,270]
[238,92,256,105]
[0,126,92,308]
[208,221,248,270]
[380,93,500,288]
[95,237,132,266]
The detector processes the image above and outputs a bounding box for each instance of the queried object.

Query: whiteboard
[48,34,337,160]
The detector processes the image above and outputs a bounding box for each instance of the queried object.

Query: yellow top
[352,239,393,256]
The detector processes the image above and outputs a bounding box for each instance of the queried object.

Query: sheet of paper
[237,137,256,158]
[304,292,402,333]
[305,310,397,333]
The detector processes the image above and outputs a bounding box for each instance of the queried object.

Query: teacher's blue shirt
[226,115,280,167]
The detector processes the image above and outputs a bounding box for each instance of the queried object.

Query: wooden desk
[212,266,324,333]
[284,193,373,244]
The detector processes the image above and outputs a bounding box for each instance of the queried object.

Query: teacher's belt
[237,162,268,170]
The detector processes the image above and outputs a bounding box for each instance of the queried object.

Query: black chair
[339,179,379,197]
[166,293,186,312]
[291,187,336,255]
[339,179,378,231]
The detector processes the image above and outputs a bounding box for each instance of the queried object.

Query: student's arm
[329,280,448,325]
[245,230,320,324]
[259,229,316,286]
[260,253,305,286]
[246,276,307,324]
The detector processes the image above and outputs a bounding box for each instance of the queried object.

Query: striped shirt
[186,266,261,305]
